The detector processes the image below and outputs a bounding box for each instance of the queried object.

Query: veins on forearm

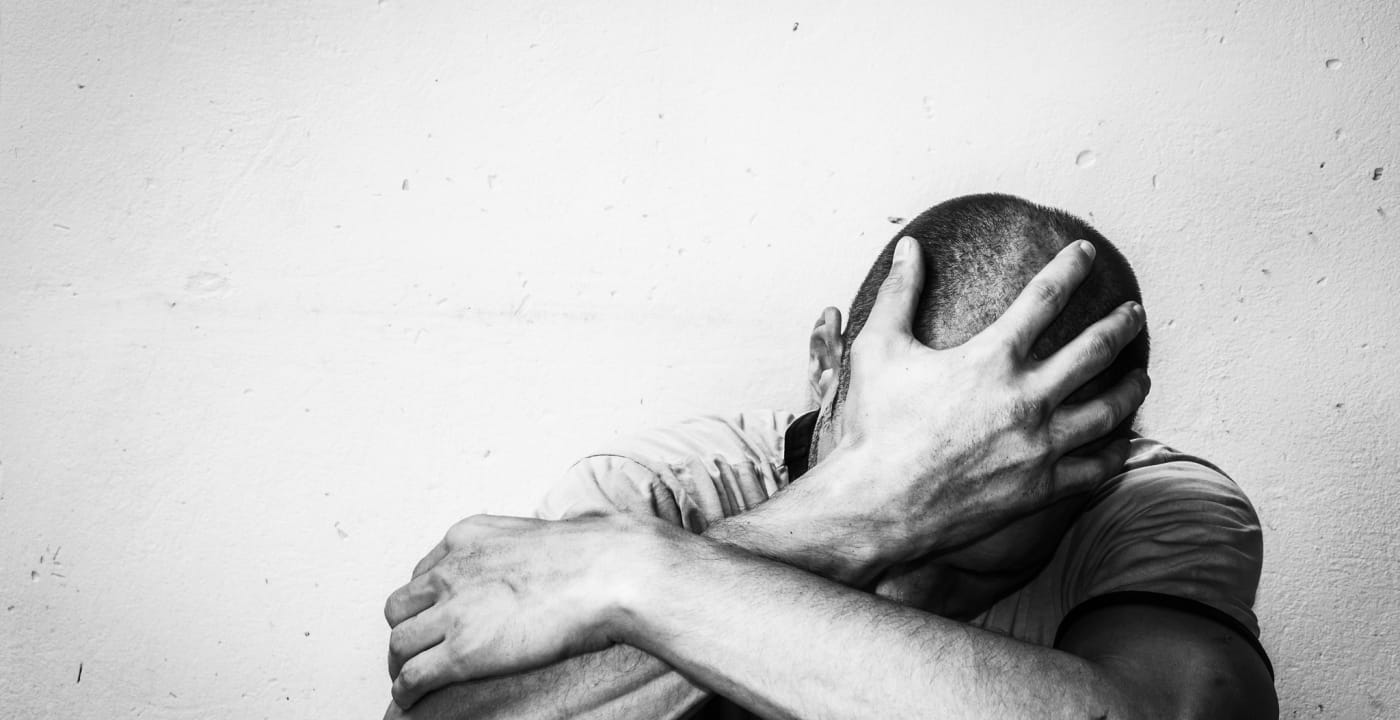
[700,470,880,586]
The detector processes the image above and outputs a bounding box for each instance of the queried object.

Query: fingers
[1048,368,1150,452]
[712,459,740,517]
[388,605,448,679]
[860,236,925,343]
[1049,437,1133,498]
[1036,300,1146,405]
[990,240,1097,356]
[412,540,449,580]
[385,572,439,628]
[391,643,459,710]
[734,459,766,509]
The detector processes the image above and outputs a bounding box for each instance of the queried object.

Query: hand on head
[816,236,1149,571]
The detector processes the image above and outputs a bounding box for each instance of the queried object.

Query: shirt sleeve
[1058,441,1265,639]
[535,410,799,534]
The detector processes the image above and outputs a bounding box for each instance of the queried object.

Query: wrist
[806,444,909,579]
[593,513,678,646]
[709,445,897,586]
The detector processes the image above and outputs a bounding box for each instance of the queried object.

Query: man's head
[803,193,1149,612]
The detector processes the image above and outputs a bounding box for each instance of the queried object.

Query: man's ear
[808,307,844,408]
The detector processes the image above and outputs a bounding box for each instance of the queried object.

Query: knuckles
[444,514,489,548]
[1009,394,1051,425]
[1094,407,1120,437]
[1081,332,1117,367]
[879,269,909,296]
[395,662,423,696]
[446,629,476,661]
[428,563,466,595]
[445,602,472,632]
[387,627,412,660]
[443,628,483,677]
[1028,278,1063,308]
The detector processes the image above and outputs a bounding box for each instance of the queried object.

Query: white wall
[2,1,1395,717]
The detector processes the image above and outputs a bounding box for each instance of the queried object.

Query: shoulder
[536,410,803,533]
[1048,441,1277,709]
[1080,437,1261,563]
[1063,437,1264,635]
[1081,438,1261,545]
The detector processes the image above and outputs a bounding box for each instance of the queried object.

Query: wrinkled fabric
[537,411,797,533]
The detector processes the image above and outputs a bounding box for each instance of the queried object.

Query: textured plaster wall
[1,1,1396,718]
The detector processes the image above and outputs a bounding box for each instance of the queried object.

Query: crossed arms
[383,239,1278,719]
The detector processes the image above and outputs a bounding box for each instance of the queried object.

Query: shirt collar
[783,410,819,480]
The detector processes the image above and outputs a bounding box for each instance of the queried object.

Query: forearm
[397,472,873,720]
[616,527,1145,720]
[389,642,705,720]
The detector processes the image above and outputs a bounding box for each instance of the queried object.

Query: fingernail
[896,236,914,260]
[1127,301,1144,320]
[1077,240,1096,258]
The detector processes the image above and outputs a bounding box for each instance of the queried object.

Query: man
[384,194,1276,718]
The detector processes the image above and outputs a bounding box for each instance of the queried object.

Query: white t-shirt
[536,410,1270,713]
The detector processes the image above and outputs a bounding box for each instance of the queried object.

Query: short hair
[836,193,1150,435]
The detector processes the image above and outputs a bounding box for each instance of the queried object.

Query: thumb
[862,236,925,341]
